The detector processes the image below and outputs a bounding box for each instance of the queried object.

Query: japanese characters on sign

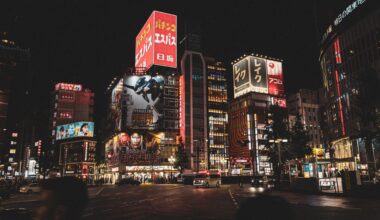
[271,97,287,108]
[55,83,82,92]
[153,11,177,68]
[267,60,284,96]
[135,11,177,70]
[233,55,284,99]
[135,13,154,70]
[233,58,250,98]
[249,56,268,94]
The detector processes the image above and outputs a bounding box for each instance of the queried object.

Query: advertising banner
[267,60,284,96]
[152,11,177,68]
[105,132,161,166]
[135,12,154,69]
[56,122,94,140]
[249,56,268,94]
[124,75,164,130]
[233,58,250,98]
[135,11,177,70]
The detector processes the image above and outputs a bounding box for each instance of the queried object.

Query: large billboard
[56,122,94,140]
[233,56,284,98]
[105,132,161,166]
[135,11,177,70]
[267,60,284,96]
[124,75,164,130]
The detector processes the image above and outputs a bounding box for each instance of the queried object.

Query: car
[176,174,184,183]
[19,183,40,193]
[193,172,221,188]
[375,169,380,183]
[250,176,275,192]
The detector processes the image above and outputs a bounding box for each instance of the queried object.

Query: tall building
[319,0,380,177]
[0,31,31,177]
[180,33,208,171]
[48,83,95,173]
[205,57,228,172]
[287,89,323,149]
[229,54,286,176]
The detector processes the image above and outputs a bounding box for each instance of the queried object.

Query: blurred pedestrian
[236,195,294,220]
[35,176,88,220]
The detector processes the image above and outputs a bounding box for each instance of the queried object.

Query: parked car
[193,173,221,188]
[176,174,184,183]
[19,183,40,193]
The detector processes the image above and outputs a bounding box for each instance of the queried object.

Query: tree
[289,113,311,159]
[175,137,189,171]
[263,105,291,180]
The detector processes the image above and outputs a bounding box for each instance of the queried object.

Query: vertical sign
[153,11,177,68]
[135,11,177,70]
[233,58,250,98]
[267,60,284,96]
[249,56,268,94]
[135,13,154,69]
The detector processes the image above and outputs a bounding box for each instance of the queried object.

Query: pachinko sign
[135,11,177,70]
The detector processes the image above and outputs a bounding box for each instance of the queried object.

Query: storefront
[122,165,179,183]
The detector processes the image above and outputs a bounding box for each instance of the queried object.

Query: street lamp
[168,155,176,182]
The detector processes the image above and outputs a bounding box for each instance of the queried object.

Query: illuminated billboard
[124,75,164,130]
[233,56,268,98]
[56,121,94,140]
[233,56,284,98]
[105,132,160,166]
[111,79,123,131]
[267,60,284,96]
[55,83,82,91]
[135,11,177,70]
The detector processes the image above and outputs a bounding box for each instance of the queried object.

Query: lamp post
[168,155,176,183]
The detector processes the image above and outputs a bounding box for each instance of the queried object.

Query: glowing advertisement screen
[124,75,164,130]
[56,122,94,140]
[105,132,160,166]
[267,60,284,96]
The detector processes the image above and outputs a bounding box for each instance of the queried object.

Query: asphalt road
[2,184,380,219]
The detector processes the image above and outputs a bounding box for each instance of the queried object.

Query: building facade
[0,31,31,177]
[49,83,95,172]
[205,57,228,172]
[287,89,323,149]
[319,0,380,177]
[180,39,208,172]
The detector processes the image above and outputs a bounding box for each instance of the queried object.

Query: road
[2,184,380,219]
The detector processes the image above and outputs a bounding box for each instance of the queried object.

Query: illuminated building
[229,54,286,176]
[48,83,95,170]
[180,33,208,171]
[205,57,228,172]
[287,89,323,149]
[319,0,380,177]
[0,31,31,177]
[103,69,180,184]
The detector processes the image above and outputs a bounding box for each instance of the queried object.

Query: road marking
[82,212,94,217]
[95,187,105,196]
[228,189,239,209]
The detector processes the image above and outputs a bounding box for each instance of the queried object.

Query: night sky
[1,0,350,139]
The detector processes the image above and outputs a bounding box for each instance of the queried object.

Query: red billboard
[267,60,284,96]
[135,11,177,70]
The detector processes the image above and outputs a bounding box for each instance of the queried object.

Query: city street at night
[2,184,380,219]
